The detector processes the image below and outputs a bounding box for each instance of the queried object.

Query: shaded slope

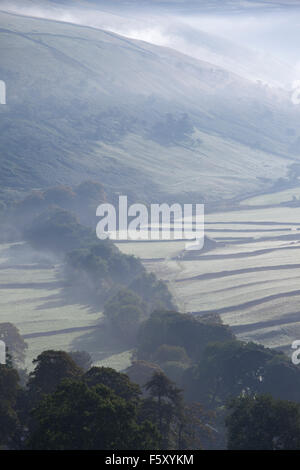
[0,11,300,201]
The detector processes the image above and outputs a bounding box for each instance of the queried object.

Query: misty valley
[1,0,300,454]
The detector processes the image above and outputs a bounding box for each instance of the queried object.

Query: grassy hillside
[116,204,300,353]
[1,10,300,203]
[0,238,143,372]
[7,1,300,13]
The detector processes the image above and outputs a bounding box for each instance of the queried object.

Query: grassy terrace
[0,243,132,371]
[116,203,300,353]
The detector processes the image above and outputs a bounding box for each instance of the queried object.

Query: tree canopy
[226,394,300,450]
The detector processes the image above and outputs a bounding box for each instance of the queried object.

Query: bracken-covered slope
[1,10,300,202]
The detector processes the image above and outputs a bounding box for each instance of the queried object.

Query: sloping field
[117,205,300,352]
[206,206,300,224]
[242,185,300,207]
[2,202,300,369]
[115,241,186,259]
[0,243,131,371]
[1,10,300,202]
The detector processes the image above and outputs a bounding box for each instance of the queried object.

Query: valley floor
[2,187,300,369]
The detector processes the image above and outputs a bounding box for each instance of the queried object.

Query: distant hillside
[6,1,300,13]
[97,0,300,12]
[1,10,300,203]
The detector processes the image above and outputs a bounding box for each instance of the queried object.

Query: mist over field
[1,0,300,86]
[2,0,300,452]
